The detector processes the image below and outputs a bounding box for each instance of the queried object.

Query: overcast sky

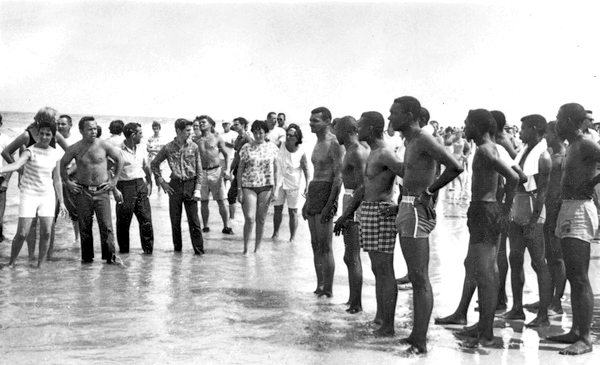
[1,0,598,126]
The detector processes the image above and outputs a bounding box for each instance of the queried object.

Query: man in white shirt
[266,112,286,147]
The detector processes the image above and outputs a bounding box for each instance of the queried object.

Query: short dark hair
[521,114,547,136]
[361,111,385,138]
[286,123,303,145]
[38,118,57,136]
[59,114,72,125]
[174,118,192,131]
[123,122,142,139]
[559,103,586,128]
[233,117,249,130]
[393,96,421,118]
[79,116,96,130]
[490,110,506,130]
[97,125,103,138]
[196,115,216,128]
[109,120,124,134]
[152,121,161,129]
[311,107,332,122]
[467,109,496,137]
[278,113,286,119]
[419,107,430,127]
[267,112,277,120]
[251,120,269,134]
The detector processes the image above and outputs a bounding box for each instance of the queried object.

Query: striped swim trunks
[359,201,397,253]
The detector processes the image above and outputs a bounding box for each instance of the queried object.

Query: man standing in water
[61,116,123,264]
[389,96,463,355]
[193,115,232,234]
[452,109,519,348]
[302,107,343,298]
[333,115,369,314]
[151,118,204,254]
[547,103,599,356]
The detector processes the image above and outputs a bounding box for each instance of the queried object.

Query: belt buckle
[88,186,98,192]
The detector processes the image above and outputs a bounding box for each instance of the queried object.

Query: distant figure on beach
[1,108,65,267]
[303,107,343,298]
[237,120,279,254]
[332,115,369,314]
[389,96,463,355]
[146,121,165,193]
[220,120,237,187]
[271,123,309,242]
[499,114,552,328]
[2,108,70,260]
[151,118,204,255]
[105,120,125,148]
[227,117,253,220]
[266,112,286,147]
[193,115,232,234]
[113,122,154,255]
[546,103,599,356]
[61,116,123,264]
[446,109,519,349]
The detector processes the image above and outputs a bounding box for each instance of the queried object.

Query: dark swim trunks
[306,181,337,217]
[467,201,501,245]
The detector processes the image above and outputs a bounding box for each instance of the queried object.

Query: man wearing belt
[60,116,123,264]
[193,115,232,234]
[151,118,204,254]
[113,122,154,254]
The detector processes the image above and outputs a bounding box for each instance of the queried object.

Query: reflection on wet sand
[0,186,598,364]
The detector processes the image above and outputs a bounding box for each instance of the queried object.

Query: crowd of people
[0,98,597,357]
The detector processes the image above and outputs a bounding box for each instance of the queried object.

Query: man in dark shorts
[302,107,343,298]
[546,103,600,356]
[332,115,369,314]
[449,109,519,348]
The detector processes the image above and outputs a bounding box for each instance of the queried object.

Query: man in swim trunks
[332,115,369,314]
[389,96,463,355]
[302,107,343,298]
[546,103,600,356]
[449,109,519,349]
[335,111,400,335]
[193,115,232,234]
[61,116,123,264]
[499,114,552,328]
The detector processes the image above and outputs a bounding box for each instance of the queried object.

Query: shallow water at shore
[1,180,599,364]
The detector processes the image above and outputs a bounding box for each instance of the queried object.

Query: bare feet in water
[434,313,467,325]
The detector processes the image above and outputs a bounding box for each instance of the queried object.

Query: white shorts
[19,192,55,218]
[555,199,598,244]
[273,186,300,209]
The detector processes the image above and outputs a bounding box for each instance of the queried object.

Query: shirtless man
[332,116,369,314]
[491,110,518,310]
[60,116,123,264]
[302,107,343,298]
[193,115,232,234]
[500,114,552,328]
[449,109,519,348]
[335,111,400,334]
[547,103,600,356]
[390,96,463,355]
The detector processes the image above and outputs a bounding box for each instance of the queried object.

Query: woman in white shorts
[1,112,65,267]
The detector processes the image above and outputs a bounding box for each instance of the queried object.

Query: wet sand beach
[1,180,599,364]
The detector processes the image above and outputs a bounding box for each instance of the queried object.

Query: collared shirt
[119,142,148,181]
[151,137,202,190]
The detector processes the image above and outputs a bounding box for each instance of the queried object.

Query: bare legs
[307,214,335,297]
[8,217,52,267]
[369,252,396,334]
[272,205,283,238]
[201,199,230,230]
[241,188,272,254]
[343,222,362,313]
[400,237,432,355]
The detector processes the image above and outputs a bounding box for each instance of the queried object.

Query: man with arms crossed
[302,107,343,298]
[547,103,599,355]
[333,116,369,314]
[61,116,123,264]
[452,109,519,348]
[389,96,463,355]
[193,115,232,234]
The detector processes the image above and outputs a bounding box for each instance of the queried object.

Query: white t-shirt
[21,145,61,196]
[278,144,306,190]
[266,127,286,146]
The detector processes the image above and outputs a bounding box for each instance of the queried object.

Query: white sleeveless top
[278,143,305,190]
[20,145,61,196]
